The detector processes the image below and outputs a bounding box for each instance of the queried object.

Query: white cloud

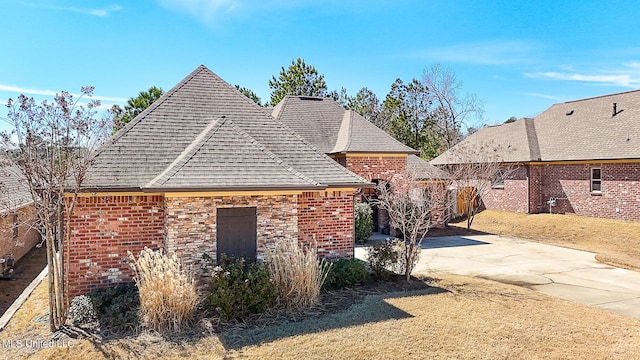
[521,92,563,101]
[0,84,127,103]
[525,63,640,88]
[18,2,122,17]
[157,0,241,23]
[414,40,541,65]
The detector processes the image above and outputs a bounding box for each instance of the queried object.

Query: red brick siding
[0,205,40,264]
[540,163,640,221]
[298,191,355,259]
[482,165,530,213]
[66,195,165,298]
[344,155,406,182]
[165,195,298,269]
[528,165,543,213]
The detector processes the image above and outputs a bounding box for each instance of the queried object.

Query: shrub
[128,248,199,333]
[367,239,401,280]
[88,282,139,333]
[354,202,374,244]
[323,258,369,290]
[68,295,96,325]
[204,254,277,320]
[266,240,331,309]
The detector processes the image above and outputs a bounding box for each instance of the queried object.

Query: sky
[2,0,640,133]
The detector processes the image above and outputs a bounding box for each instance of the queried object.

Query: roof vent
[565,110,574,116]
[613,102,623,117]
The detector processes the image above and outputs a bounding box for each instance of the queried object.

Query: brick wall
[165,195,298,270]
[528,164,543,213]
[540,163,640,221]
[343,155,406,182]
[66,195,165,298]
[67,190,358,297]
[0,204,40,264]
[298,190,355,259]
[482,165,530,213]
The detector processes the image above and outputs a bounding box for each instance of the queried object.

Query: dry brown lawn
[452,210,640,271]
[2,273,640,359]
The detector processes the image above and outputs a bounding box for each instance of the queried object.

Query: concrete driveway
[355,234,640,319]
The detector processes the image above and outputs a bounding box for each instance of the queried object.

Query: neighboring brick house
[0,164,41,274]
[432,89,640,221]
[272,96,448,230]
[66,65,370,297]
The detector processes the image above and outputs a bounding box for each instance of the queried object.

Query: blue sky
[2,0,640,132]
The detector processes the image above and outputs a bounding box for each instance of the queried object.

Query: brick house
[432,89,640,221]
[66,65,371,297]
[272,96,449,230]
[0,164,41,275]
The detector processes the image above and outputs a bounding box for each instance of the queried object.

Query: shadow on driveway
[421,237,490,249]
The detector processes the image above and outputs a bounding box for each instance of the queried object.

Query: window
[591,168,602,193]
[491,169,505,188]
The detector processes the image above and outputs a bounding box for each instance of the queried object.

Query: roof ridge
[145,116,225,188]
[269,111,370,184]
[112,65,207,141]
[524,118,541,161]
[331,110,353,153]
[225,120,322,187]
[564,88,640,104]
[91,66,209,164]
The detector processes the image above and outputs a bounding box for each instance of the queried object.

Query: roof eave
[141,185,329,193]
[326,182,375,189]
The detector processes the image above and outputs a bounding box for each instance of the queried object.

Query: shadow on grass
[219,286,448,350]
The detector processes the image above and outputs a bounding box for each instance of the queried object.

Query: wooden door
[216,207,257,262]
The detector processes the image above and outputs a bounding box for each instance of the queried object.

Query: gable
[273,97,418,155]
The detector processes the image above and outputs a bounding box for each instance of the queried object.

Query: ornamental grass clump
[128,248,199,334]
[266,240,331,310]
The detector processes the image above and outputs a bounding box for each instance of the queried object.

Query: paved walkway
[355,234,640,319]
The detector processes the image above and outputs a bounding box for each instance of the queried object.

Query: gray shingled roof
[0,164,33,214]
[83,66,370,191]
[407,155,450,180]
[432,89,640,164]
[272,96,418,155]
[431,118,537,165]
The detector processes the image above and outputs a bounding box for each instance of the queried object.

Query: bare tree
[1,88,110,331]
[423,63,484,150]
[374,172,452,280]
[443,142,513,230]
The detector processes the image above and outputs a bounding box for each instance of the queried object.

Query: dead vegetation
[2,272,640,359]
[454,210,640,271]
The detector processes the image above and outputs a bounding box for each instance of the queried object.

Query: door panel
[216,207,257,262]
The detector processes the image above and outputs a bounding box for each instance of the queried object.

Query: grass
[453,210,640,271]
[2,273,639,359]
[266,240,331,309]
[128,248,199,333]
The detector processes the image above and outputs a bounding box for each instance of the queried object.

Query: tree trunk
[405,242,413,281]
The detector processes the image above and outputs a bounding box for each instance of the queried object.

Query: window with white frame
[590,168,602,193]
